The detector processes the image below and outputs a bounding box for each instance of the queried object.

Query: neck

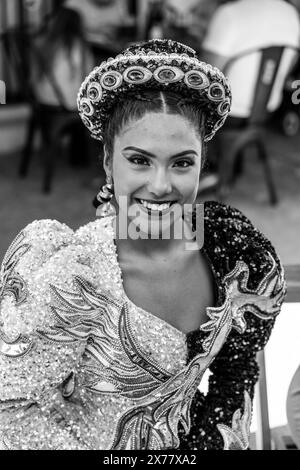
[114,215,197,260]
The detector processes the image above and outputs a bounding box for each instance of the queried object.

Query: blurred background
[0,0,300,450]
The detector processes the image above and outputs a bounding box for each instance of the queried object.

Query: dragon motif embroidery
[39,277,176,397]
[38,275,232,449]
[113,304,232,449]
[223,256,286,334]
[37,252,284,449]
[217,391,252,450]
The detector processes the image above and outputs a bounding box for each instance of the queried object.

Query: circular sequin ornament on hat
[184,70,210,90]
[218,99,231,117]
[82,116,94,130]
[153,66,184,84]
[208,82,226,102]
[100,71,123,90]
[87,82,103,103]
[123,66,152,84]
[79,98,94,117]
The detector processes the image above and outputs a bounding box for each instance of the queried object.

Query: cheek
[112,159,143,197]
[173,168,200,199]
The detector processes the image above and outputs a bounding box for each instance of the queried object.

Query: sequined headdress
[77,39,232,142]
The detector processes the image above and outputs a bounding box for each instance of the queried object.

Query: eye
[128,155,150,166]
[173,159,195,168]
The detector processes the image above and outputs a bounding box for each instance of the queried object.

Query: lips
[134,198,177,214]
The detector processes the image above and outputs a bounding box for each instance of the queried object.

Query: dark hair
[37,7,87,77]
[103,90,207,169]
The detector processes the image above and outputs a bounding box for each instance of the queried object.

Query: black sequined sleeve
[179,202,286,450]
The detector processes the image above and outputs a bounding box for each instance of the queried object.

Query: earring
[96,176,116,218]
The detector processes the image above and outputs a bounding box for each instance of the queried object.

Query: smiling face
[103,112,202,237]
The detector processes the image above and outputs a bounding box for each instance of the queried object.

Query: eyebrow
[122,146,198,159]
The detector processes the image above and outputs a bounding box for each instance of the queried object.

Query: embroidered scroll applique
[0,232,30,306]
[217,391,252,450]
[0,331,33,358]
[223,255,286,334]
[0,232,33,357]
[0,432,11,450]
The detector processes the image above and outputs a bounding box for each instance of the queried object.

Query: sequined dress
[0,202,286,450]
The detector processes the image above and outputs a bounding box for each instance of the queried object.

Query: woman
[162,0,220,52]
[0,39,286,450]
[65,0,132,50]
[33,7,93,110]
[32,7,94,166]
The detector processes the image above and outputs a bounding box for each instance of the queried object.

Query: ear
[103,145,112,179]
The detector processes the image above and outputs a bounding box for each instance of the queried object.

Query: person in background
[65,0,133,55]
[201,0,300,125]
[162,0,220,53]
[197,0,300,190]
[34,7,94,111]
[145,0,164,40]
[32,7,94,165]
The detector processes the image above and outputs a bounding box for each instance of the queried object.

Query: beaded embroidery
[217,391,251,450]
[0,232,32,357]
[223,257,285,334]
[77,39,232,143]
[0,231,30,306]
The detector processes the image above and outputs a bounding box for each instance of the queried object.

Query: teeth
[138,199,172,211]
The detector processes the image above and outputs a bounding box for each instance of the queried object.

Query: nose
[147,168,172,198]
